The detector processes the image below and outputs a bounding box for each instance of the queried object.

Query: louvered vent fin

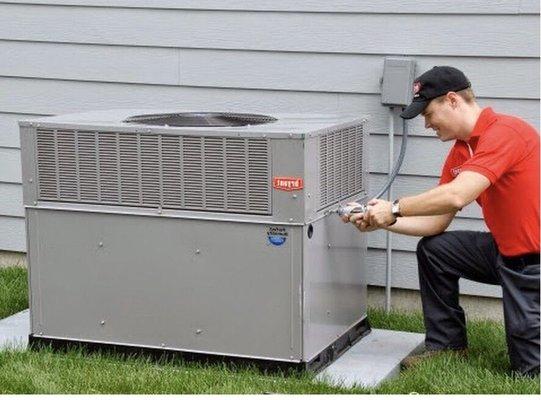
[36,129,271,215]
[319,124,365,209]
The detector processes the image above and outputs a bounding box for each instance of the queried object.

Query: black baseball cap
[400,66,471,119]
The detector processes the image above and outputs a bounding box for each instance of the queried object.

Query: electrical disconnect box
[20,110,370,371]
[381,57,416,106]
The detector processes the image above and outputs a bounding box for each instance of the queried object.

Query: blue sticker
[267,226,288,246]
[268,235,287,246]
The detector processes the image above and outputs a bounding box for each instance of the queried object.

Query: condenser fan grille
[124,112,277,127]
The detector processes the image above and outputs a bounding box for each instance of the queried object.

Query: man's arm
[348,212,455,237]
[386,213,455,236]
[399,171,490,217]
[364,171,490,228]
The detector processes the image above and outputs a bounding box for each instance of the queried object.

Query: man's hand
[340,202,380,232]
[365,198,397,228]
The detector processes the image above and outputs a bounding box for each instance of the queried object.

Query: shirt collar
[469,107,497,139]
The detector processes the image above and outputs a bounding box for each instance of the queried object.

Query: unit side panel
[20,126,38,205]
[27,209,302,361]
[302,213,367,361]
[303,136,319,221]
[271,139,305,223]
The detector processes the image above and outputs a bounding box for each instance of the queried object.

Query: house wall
[0,0,539,298]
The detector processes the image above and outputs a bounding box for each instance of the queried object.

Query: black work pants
[416,230,540,376]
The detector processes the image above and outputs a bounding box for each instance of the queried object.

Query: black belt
[501,253,540,268]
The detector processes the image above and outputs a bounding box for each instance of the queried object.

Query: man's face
[421,95,461,142]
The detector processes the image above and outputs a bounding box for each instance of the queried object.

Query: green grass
[0,266,538,394]
[0,266,28,319]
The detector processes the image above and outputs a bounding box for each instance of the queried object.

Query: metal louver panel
[35,129,271,215]
[319,124,364,209]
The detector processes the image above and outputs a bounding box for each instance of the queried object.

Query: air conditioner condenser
[19,110,370,371]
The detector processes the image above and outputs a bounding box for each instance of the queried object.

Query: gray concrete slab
[316,328,425,389]
[0,309,29,350]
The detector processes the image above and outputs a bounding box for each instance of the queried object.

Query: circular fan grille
[124,112,277,127]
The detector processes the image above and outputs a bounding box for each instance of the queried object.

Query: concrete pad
[0,309,29,350]
[316,329,425,389]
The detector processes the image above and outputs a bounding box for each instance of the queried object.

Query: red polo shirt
[439,108,540,257]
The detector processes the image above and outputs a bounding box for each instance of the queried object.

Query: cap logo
[413,81,422,98]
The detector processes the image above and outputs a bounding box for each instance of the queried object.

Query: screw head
[327,243,331,248]
[28,178,33,183]
[196,329,202,335]
[289,218,293,222]
[195,249,200,254]
[100,320,105,326]
[98,242,103,247]
[161,343,165,347]
[292,194,297,199]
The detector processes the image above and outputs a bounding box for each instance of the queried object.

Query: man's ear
[446,92,460,110]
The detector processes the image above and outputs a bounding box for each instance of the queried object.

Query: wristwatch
[391,199,402,218]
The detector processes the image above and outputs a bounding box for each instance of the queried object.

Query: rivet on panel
[288,133,293,138]
[100,320,105,326]
[161,343,165,347]
[327,243,331,249]
[196,329,202,335]
[307,193,311,198]
[98,242,104,247]
[289,218,293,222]
[28,178,33,183]
[195,249,201,254]
[33,201,37,206]
[292,194,297,199]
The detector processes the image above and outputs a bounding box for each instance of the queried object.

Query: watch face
[392,201,401,217]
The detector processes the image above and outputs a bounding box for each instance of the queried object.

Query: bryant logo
[273,177,304,191]
[451,166,462,177]
[413,81,422,98]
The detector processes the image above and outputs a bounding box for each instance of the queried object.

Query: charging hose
[337,113,408,216]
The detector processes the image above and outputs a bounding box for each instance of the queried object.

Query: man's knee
[416,233,447,258]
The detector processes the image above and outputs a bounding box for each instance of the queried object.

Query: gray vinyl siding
[0,1,539,298]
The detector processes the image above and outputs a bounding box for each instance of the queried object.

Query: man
[344,66,540,376]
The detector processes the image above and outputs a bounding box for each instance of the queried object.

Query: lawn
[0,266,538,394]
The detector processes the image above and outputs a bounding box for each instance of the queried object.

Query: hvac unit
[20,110,370,371]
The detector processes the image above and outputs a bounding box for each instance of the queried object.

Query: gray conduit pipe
[380,108,407,313]
[385,108,395,312]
